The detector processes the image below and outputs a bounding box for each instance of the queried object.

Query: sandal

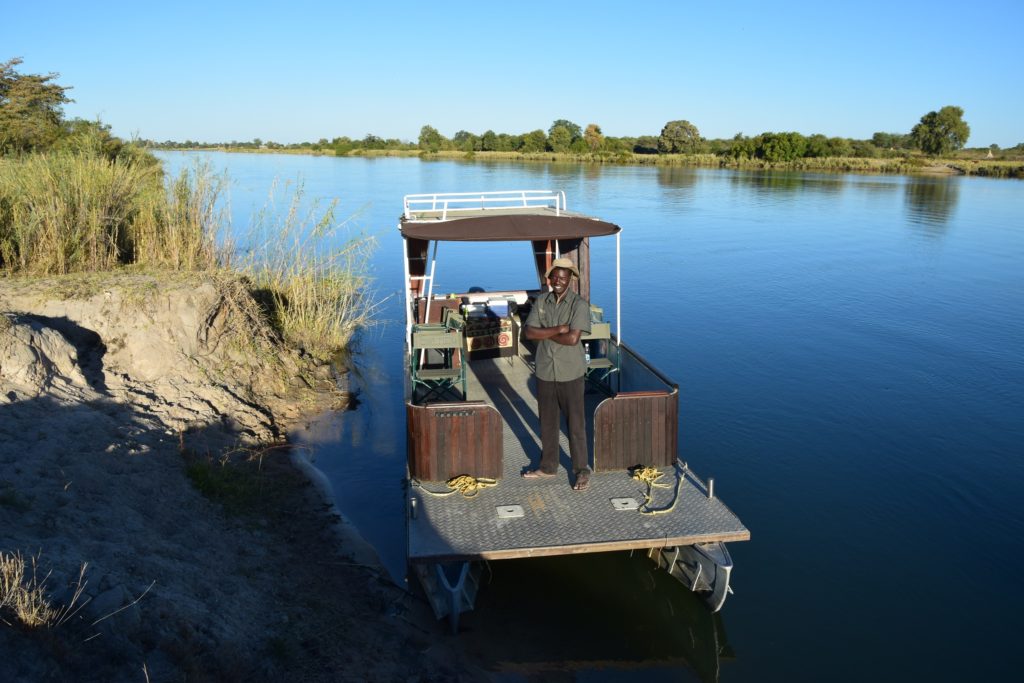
[572,470,591,491]
[523,469,556,479]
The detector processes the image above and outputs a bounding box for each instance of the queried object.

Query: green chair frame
[582,320,618,395]
[411,308,467,403]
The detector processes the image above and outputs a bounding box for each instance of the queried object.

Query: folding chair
[582,317,617,395]
[410,308,466,403]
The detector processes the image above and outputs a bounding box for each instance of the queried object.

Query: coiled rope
[412,474,498,499]
[631,465,683,515]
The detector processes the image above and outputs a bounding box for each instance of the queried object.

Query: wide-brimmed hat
[545,257,580,279]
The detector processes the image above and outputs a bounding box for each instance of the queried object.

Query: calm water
[158,152,1024,681]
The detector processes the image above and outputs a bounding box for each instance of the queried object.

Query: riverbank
[152,147,1024,179]
[0,272,485,681]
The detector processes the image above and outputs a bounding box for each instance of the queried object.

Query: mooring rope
[631,465,683,515]
[412,474,498,499]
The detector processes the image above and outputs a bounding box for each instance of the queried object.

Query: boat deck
[407,354,750,563]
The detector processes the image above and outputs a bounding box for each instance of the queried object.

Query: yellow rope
[413,474,498,499]
[631,465,683,515]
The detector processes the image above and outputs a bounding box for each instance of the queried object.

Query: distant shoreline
[152,147,1024,179]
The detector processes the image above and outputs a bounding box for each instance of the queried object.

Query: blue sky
[4,0,1022,147]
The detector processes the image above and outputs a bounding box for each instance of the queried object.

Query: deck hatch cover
[496,505,525,519]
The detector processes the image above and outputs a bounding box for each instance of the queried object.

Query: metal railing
[403,190,566,220]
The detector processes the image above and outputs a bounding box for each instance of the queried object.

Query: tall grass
[0,149,376,358]
[135,160,227,271]
[0,152,225,274]
[0,152,158,274]
[239,181,376,359]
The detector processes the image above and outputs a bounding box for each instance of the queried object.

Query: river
[157,152,1024,682]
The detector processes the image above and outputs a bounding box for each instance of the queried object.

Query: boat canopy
[400,211,620,242]
[400,190,620,241]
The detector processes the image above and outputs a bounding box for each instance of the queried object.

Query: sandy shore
[0,273,485,681]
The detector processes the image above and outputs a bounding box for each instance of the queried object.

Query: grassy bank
[166,145,1024,178]
[416,150,1024,178]
[0,150,374,359]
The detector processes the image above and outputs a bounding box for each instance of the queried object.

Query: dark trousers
[536,376,589,475]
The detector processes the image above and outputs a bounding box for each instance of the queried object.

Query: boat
[400,190,749,631]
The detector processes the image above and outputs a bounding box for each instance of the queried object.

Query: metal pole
[424,240,439,323]
[402,235,412,340]
[418,241,440,369]
[616,231,621,345]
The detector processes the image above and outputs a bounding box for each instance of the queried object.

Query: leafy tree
[850,140,878,158]
[452,130,477,152]
[910,106,970,156]
[584,123,604,151]
[657,119,703,154]
[480,129,498,151]
[871,132,901,150]
[547,126,573,152]
[55,118,123,159]
[755,132,807,162]
[331,136,353,155]
[828,137,854,157]
[633,135,659,154]
[601,136,629,154]
[494,133,514,152]
[728,133,758,159]
[360,134,384,150]
[548,119,581,141]
[547,119,582,152]
[0,57,73,153]
[569,138,589,153]
[805,134,831,158]
[520,129,547,153]
[418,124,446,152]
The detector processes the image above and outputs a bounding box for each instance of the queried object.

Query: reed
[237,180,377,360]
[0,152,159,274]
[0,152,227,274]
[134,159,227,271]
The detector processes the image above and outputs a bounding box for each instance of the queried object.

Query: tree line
[3,57,1018,162]
[148,109,1017,161]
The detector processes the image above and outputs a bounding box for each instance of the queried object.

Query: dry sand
[0,273,485,682]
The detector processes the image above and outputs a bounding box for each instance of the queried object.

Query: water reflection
[656,166,700,196]
[459,552,732,681]
[904,177,959,233]
[729,170,846,196]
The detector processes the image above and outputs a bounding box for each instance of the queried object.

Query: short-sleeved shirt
[525,289,591,382]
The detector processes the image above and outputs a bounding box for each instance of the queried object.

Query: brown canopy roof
[400,211,620,242]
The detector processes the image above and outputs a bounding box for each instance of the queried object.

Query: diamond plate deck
[407,356,750,562]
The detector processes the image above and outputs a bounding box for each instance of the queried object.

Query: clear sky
[4,0,1022,147]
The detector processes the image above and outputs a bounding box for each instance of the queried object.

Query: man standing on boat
[522,258,592,491]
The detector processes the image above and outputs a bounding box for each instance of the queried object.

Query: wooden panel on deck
[407,401,503,481]
[594,390,678,471]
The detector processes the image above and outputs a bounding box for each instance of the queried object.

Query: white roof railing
[403,190,566,220]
